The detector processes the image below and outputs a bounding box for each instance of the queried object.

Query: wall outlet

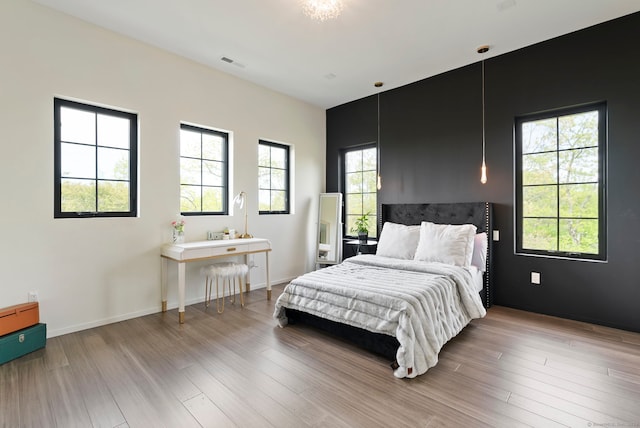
[531,272,541,285]
[28,291,38,302]
[493,230,500,241]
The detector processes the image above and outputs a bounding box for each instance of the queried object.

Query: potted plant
[351,212,371,243]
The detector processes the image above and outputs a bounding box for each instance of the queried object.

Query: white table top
[161,237,271,261]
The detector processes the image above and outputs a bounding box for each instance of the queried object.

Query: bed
[274,202,493,378]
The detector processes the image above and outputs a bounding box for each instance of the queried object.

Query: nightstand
[345,239,377,256]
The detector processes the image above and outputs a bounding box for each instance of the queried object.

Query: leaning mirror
[316,193,343,267]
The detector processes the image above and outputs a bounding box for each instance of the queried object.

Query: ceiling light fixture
[477,45,490,184]
[301,0,345,21]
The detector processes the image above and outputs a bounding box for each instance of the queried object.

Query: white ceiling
[33,0,640,109]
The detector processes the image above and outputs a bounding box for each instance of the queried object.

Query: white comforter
[274,255,486,378]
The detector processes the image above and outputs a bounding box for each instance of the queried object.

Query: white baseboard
[47,277,294,338]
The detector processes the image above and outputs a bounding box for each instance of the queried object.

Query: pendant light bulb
[481,160,487,184]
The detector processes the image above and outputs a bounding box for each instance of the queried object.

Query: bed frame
[285,201,494,361]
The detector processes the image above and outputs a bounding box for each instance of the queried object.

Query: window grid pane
[346,171,363,193]
[61,178,96,212]
[180,185,200,212]
[61,143,96,179]
[559,218,599,254]
[202,187,224,212]
[522,152,557,185]
[97,181,130,211]
[344,146,377,238]
[258,189,271,212]
[202,134,224,160]
[55,98,136,218]
[97,147,129,180]
[258,140,289,214]
[180,130,201,158]
[522,218,557,251]
[97,114,130,149]
[180,158,202,186]
[60,107,96,146]
[270,168,286,190]
[180,124,228,214]
[558,111,599,150]
[345,150,362,173]
[558,148,598,183]
[202,160,223,186]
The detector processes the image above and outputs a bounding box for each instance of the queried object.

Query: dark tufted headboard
[380,202,493,308]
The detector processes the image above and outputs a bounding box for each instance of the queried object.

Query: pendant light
[478,45,489,184]
[375,82,383,190]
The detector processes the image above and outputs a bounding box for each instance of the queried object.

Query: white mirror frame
[316,193,343,267]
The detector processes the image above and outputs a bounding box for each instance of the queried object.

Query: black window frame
[341,144,378,239]
[179,123,229,216]
[54,98,138,219]
[515,102,607,261]
[258,140,290,215]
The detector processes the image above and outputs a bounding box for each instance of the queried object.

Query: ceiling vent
[220,56,246,68]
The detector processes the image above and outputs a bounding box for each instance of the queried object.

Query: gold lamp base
[239,233,253,239]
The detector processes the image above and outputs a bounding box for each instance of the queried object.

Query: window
[515,103,606,260]
[54,98,137,218]
[258,140,290,214]
[180,124,228,215]
[344,146,377,237]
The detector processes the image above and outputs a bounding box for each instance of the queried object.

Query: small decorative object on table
[171,218,185,243]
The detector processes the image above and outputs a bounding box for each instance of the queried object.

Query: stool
[201,262,248,313]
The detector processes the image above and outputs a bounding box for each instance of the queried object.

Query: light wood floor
[2,284,640,428]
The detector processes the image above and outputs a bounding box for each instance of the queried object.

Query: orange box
[0,303,39,337]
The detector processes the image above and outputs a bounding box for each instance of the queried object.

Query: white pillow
[414,221,477,267]
[376,222,421,260]
[471,232,488,272]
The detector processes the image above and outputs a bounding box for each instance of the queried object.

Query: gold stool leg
[239,275,245,308]
[205,276,210,308]
[216,276,225,314]
[209,277,214,307]
[228,275,236,305]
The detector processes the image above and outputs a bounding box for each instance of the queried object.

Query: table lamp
[233,191,252,238]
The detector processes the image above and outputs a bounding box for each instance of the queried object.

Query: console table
[161,238,272,323]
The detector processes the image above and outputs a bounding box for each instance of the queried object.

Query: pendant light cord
[480,60,488,184]
[377,93,382,190]
[482,60,486,163]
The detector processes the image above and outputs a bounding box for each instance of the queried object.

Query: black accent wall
[326,12,640,332]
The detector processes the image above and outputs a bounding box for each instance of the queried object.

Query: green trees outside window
[344,146,377,238]
[179,124,228,215]
[54,98,137,218]
[258,140,290,214]
[516,103,606,260]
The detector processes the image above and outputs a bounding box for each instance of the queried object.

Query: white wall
[0,1,325,337]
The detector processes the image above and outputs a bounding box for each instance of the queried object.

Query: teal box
[0,323,46,365]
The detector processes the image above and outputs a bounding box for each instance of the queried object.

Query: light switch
[493,230,500,241]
